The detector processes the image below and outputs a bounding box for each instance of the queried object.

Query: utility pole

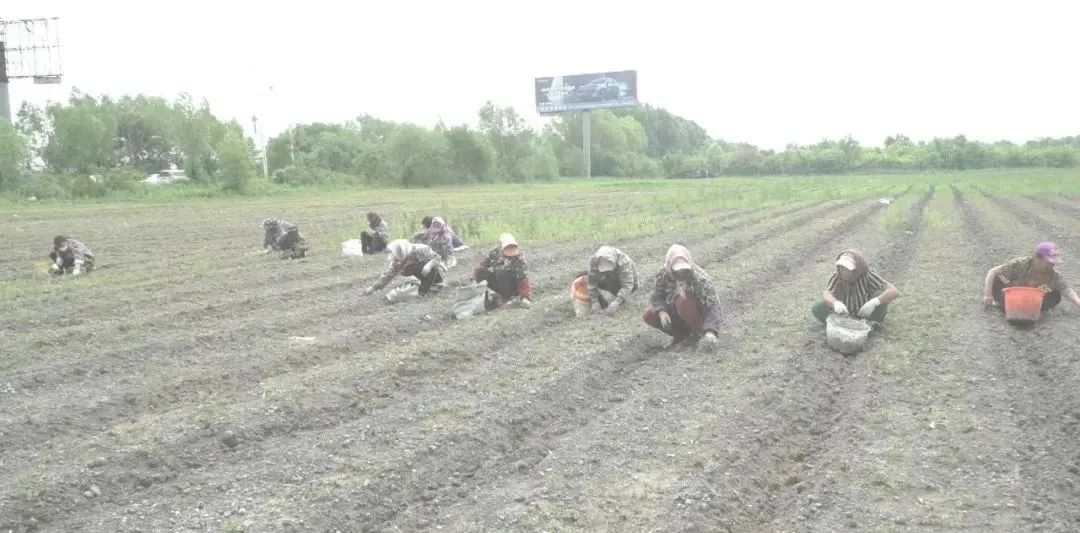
[252,114,269,180]
[289,125,295,164]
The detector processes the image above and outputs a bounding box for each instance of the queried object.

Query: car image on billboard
[535,70,637,115]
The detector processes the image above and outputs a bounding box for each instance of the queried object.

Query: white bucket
[826,314,871,355]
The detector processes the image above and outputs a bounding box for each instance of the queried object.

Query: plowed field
[2,174,1079,532]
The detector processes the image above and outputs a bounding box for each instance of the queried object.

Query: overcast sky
[4,0,1079,149]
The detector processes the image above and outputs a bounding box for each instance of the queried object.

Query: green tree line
[2,89,1079,199]
[265,102,558,188]
[0,90,255,198]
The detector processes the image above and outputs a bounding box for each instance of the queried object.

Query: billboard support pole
[582,110,591,178]
[0,42,10,123]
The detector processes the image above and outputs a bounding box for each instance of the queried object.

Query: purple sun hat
[1035,242,1063,265]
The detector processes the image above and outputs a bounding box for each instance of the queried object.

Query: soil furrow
[941,190,1080,529]
[0,201,848,420]
[2,200,892,532]
[746,185,935,531]
[432,190,931,532]
[273,199,896,531]
[0,202,850,460]
[0,202,807,340]
[0,198,874,530]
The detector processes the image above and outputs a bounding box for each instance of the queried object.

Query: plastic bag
[452,281,490,319]
[385,276,422,304]
[341,239,364,258]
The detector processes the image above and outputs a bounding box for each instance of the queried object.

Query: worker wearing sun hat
[471,233,533,309]
[983,242,1080,311]
[571,245,639,317]
[643,244,724,348]
[812,249,901,325]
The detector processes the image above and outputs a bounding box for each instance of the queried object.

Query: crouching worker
[412,215,469,251]
[812,250,901,326]
[982,242,1080,312]
[572,245,638,317]
[49,236,95,277]
[262,219,309,259]
[425,217,458,268]
[363,240,445,303]
[643,245,723,347]
[360,212,390,254]
[471,233,532,310]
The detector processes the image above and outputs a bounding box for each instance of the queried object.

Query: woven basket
[826,314,872,355]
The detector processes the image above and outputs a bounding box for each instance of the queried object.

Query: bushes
[273,165,361,187]
[217,131,256,193]
[0,121,28,191]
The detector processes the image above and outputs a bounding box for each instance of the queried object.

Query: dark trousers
[473,268,523,310]
[993,278,1060,311]
[277,230,307,258]
[401,262,443,295]
[361,232,388,254]
[594,279,624,308]
[643,296,705,339]
[49,252,93,274]
[49,251,72,269]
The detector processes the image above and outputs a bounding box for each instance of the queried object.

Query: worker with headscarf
[571,245,638,317]
[425,216,457,267]
[812,249,901,325]
[982,242,1080,311]
[472,233,532,309]
[262,218,308,259]
[363,239,445,299]
[49,236,95,276]
[360,212,390,254]
[643,245,723,347]
[412,215,468,250]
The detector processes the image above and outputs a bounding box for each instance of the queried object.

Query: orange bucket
[570,275,589,302]
[1003,287,1047,322]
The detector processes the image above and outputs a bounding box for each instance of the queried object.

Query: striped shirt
[826,270,887,312]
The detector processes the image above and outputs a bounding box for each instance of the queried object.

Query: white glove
[833,302,849,315]
[518,298,532,309]
[603,300,621,316]
[50,263,60,273]
[701,331,719,346]
[71,261,83,276]
[363,286,376,296]
[858,297,881,318]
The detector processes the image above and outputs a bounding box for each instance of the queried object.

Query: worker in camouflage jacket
[643,244,723,348]
[363,239,446,302]
[262,219,309,259]
[49,236,95,276]
[471,233,533,310]
[571,245,638,317]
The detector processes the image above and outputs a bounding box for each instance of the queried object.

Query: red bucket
[1003,287,1047,322]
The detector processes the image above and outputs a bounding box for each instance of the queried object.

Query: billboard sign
[535,70,637,115]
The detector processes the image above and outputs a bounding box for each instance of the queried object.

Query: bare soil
[2,187,1078,533]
